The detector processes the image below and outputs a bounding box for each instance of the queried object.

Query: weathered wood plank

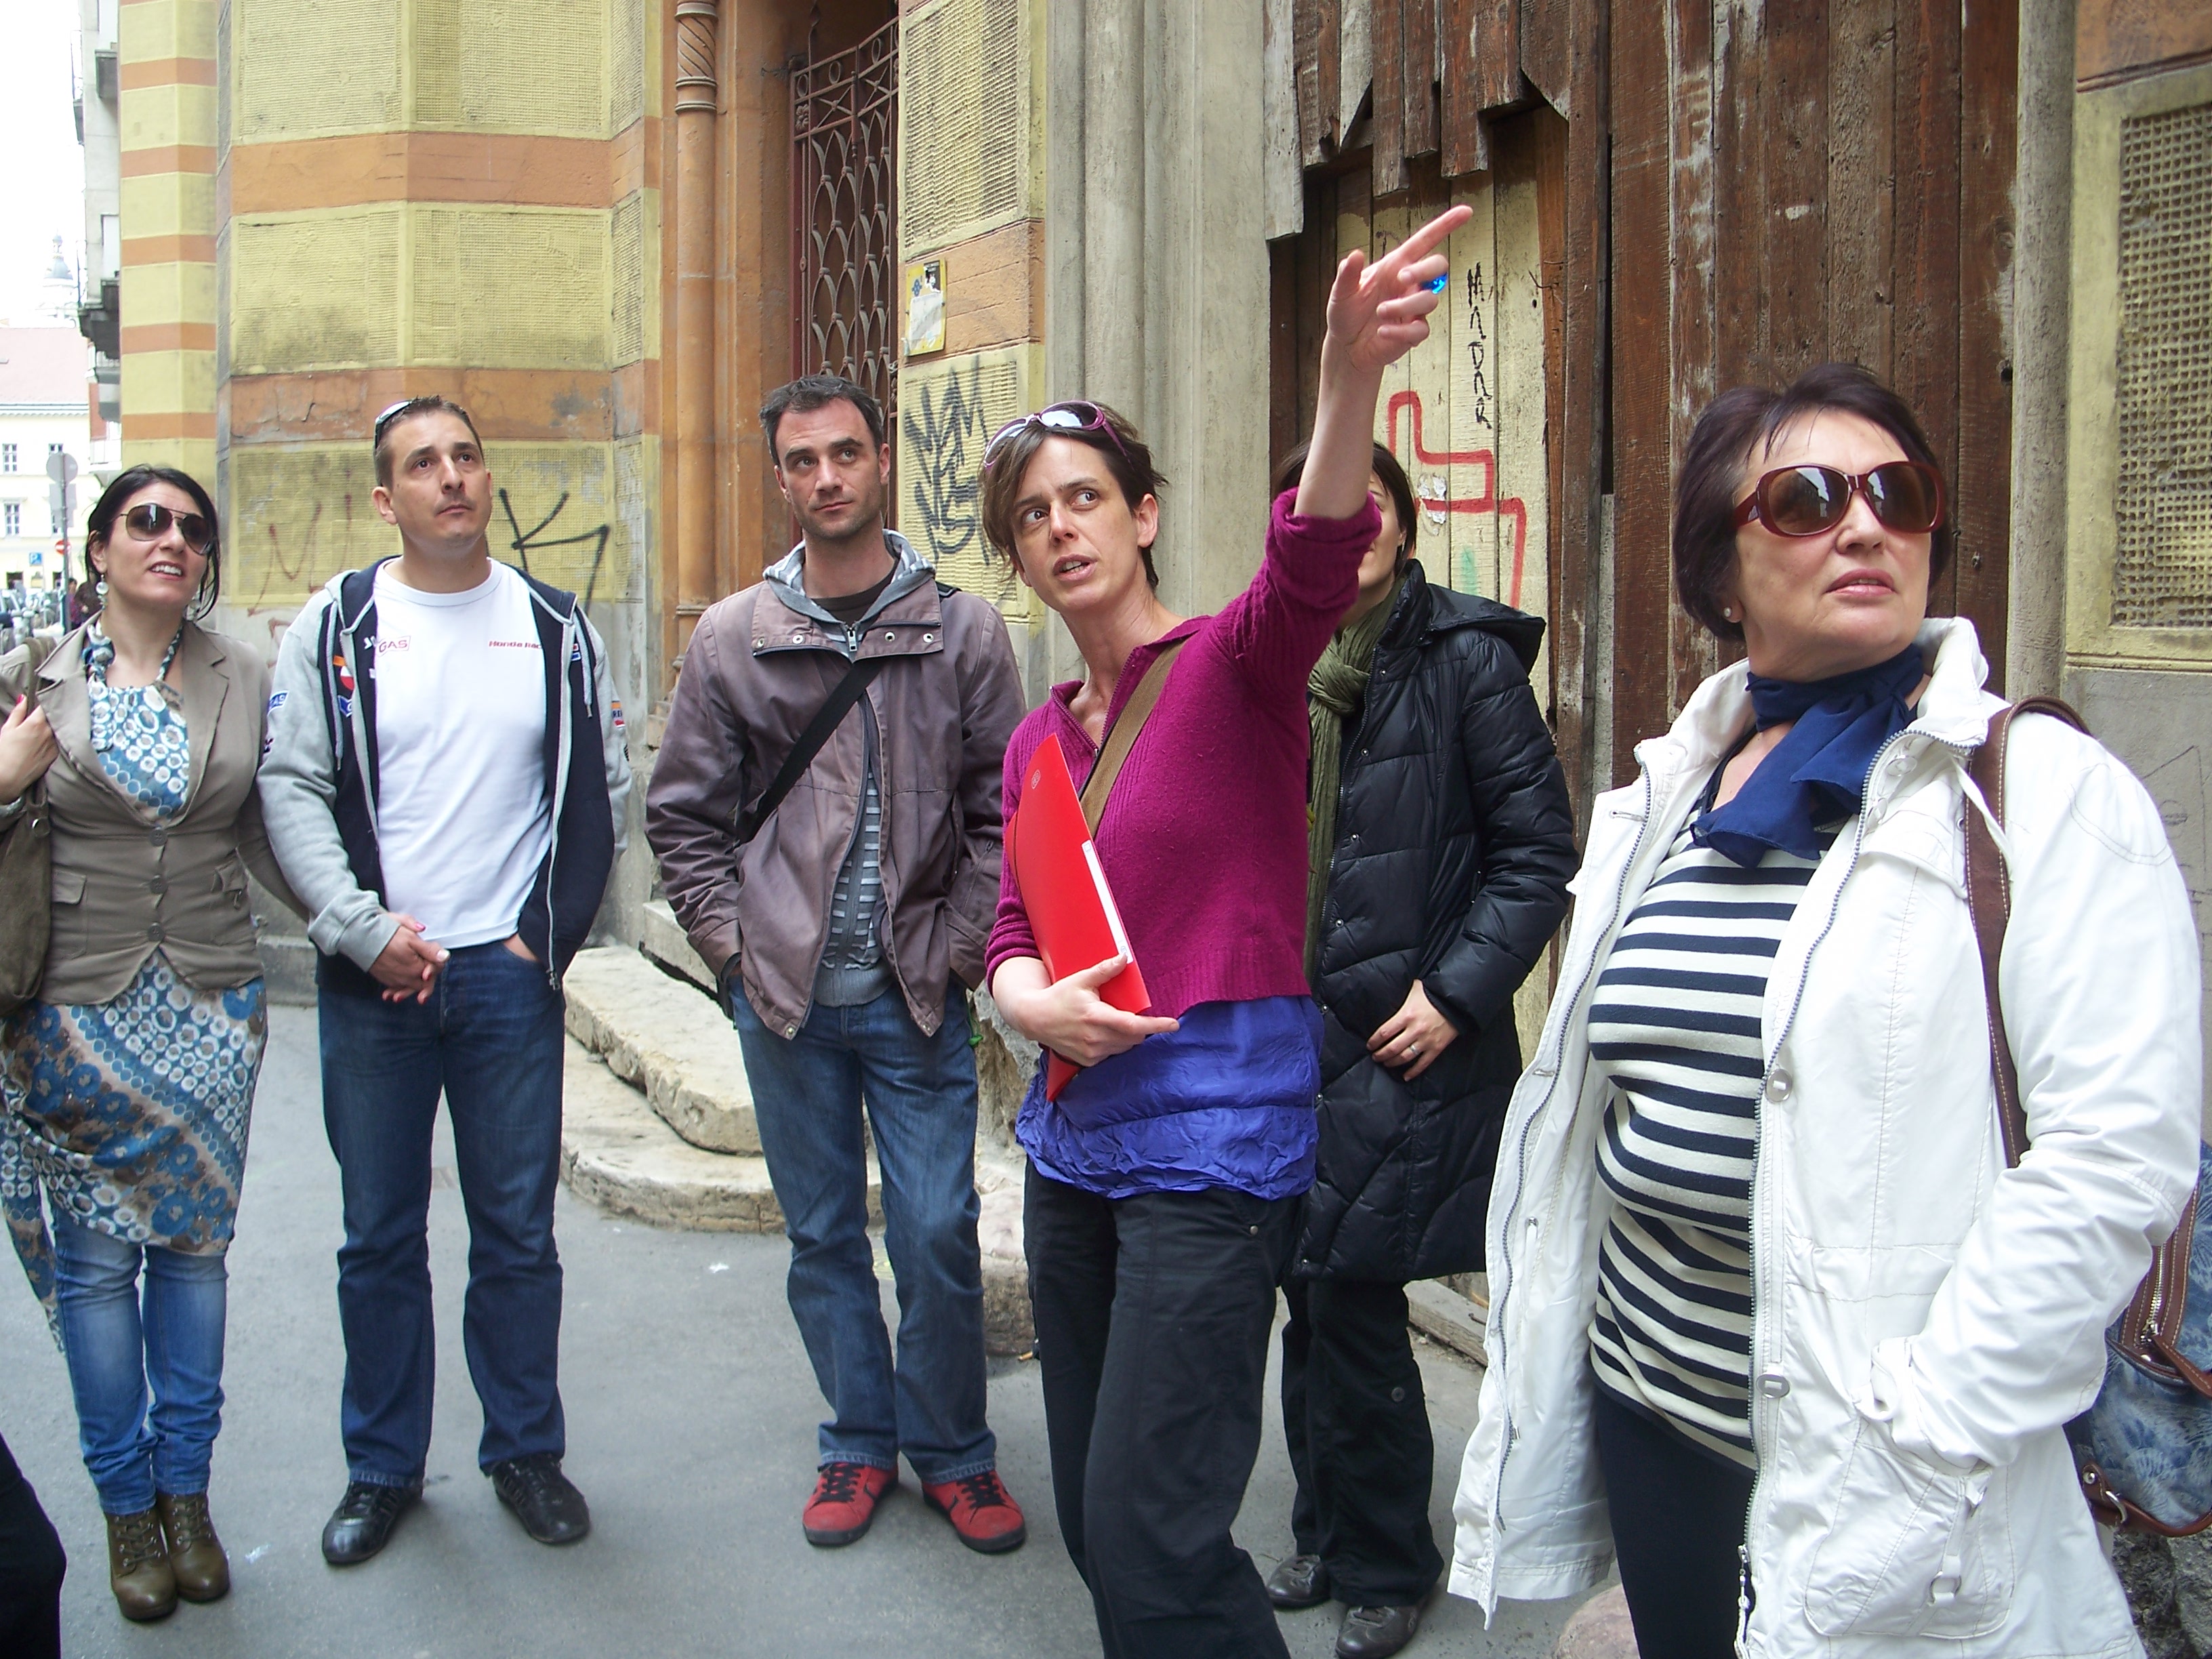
[1766,1,1830,376]
[1893,0,1961,618]
[1954,0,2015,681]
[1296,0,1326,165]
[1374,0,1408,193]
[1405,0,1439,157]
[1319,0,1344,155]
[1475,0,1522,110]
[1610,0,1673,789]
[1271,237,1302,470]
[1343,0,1374,140]
[1713,0,1769,385]
[1519,0,1570,113]
[1669,0,1721,715]
[1549,0,1607,817]
[1826,0,1897,377]
[1443,0,1492,178]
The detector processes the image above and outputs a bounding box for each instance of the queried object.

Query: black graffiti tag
[902,359,984,562]
[500,488,612,610]
[1465,264,1492,430]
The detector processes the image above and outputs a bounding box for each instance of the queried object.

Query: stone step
[562,944,757,1154]
[1407,1278,1488,1368]
[639,897,714,992]
[560,1037,802,1231]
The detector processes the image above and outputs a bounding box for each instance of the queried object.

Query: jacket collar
[39,618,232,817]
[1378,561,1547,672]
[754,531,946,656]
[764,529,935,630]
[1635,616,2002,796]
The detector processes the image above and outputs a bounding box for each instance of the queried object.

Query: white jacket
[1450,619,2203,1657]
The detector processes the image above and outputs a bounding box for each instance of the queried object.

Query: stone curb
[562,945,759,1154]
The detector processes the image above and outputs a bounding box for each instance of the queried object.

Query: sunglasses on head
[1733,461,1946,538]
[981,401,1133,473]
[373,396,474,448]
[121,503,214,554]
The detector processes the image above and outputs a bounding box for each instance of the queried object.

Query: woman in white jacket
[1450,363,2202,1659]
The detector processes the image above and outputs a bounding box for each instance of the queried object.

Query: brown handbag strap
[1078,636,1187,834]
[1963,694,2089,1169]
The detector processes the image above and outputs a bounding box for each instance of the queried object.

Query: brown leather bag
[1964,695,2212,1534]
[0,640,56,1015]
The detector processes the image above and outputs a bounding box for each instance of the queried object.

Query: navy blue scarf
[1693,644,1925,866]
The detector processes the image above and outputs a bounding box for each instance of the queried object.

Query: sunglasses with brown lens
[1732,461,1945,538]
[121,503,215,554]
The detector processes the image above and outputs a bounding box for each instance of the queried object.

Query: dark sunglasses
[981,400,1133,473]
[121,503,214,554]
[1732,461,1945,538]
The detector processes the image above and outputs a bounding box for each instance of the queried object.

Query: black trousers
[1280,1277,1444,1607]
[0,1432,65,1659]
[1025,1166,1298,1659]
[1591,1385,1755,1659]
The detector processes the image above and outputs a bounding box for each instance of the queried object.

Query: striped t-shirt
[1585,802,1832,1469]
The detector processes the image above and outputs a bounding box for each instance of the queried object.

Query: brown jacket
[646,550,1023,1038]
[1,622,304,1006]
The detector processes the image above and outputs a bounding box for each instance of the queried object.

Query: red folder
[1009,733,1151,1100]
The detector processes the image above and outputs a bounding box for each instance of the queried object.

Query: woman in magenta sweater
[982,205,1470,1658]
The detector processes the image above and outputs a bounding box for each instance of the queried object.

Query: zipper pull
[1737,1544,1753,1648]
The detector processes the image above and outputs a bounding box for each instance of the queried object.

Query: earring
[1721,605,1737,621]
[95,577,108,598]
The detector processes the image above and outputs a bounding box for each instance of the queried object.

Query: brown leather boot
[105,1508,177,1621]
[157,1492,230,1603]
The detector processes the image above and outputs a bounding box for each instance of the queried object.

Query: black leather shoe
[487,1454,591,1545]
[321,1481,419,1566]
[1336,1603,1421,1659]
[1267,1553,1332,1610]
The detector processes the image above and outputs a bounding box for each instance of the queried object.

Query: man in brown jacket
[646,374,1029,1555]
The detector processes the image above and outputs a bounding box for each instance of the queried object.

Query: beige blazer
[0,621,304,1006]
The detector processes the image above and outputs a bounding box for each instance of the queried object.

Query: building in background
[77,0,122,437]
[84,0,2207,1036]
[0,327,97,593]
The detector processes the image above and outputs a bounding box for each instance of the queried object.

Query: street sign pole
[47,449,80,611]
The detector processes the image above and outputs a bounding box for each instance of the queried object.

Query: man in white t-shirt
[259,397,631,1567]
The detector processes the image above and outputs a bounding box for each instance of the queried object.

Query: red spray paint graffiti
[1383,390,1530,609]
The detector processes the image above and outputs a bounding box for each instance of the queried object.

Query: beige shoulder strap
[1078,636,1187,834]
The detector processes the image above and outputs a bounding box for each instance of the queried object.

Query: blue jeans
[729,981,995,1481]
[319,941,567,1486]
[50,1215,227,1516]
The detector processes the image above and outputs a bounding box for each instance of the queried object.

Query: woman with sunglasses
[982,206,1471,1656]
[1450,363,2200,1659]
[0,466,302,1624]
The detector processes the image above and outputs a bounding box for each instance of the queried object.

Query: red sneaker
[802,1462,896,1547]
[922,1470,1027,1555]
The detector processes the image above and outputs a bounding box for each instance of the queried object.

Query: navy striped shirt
[1586,808,1831,1469]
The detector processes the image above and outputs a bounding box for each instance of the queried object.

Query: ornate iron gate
[792,18,899,466]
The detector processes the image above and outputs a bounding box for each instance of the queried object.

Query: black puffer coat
[1292,562,1577,1283]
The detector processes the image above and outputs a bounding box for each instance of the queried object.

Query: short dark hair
[1674,361,1953,642]
[977,401,1167,590]
[373,395,484,489]
[1271,439,1418,575]
[87,464,223,619]
[760,374,886,459]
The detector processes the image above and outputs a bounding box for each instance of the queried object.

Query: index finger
[1376,204,1473,280]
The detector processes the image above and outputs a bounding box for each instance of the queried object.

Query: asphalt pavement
[3,1004,1589,1658]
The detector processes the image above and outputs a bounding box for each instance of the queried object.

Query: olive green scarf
[1306,576,1405,979]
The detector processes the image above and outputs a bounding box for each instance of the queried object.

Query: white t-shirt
[371,561,552,949]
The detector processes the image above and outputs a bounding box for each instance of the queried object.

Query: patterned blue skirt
[1,955,267,1337]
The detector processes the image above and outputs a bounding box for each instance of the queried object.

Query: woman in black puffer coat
[1265,441,1576,1659]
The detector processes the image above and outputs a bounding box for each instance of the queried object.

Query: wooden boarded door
[1607,0,2019,785]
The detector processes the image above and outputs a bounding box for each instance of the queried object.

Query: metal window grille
[792,18,899,457]
[2114,99,2212,629]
